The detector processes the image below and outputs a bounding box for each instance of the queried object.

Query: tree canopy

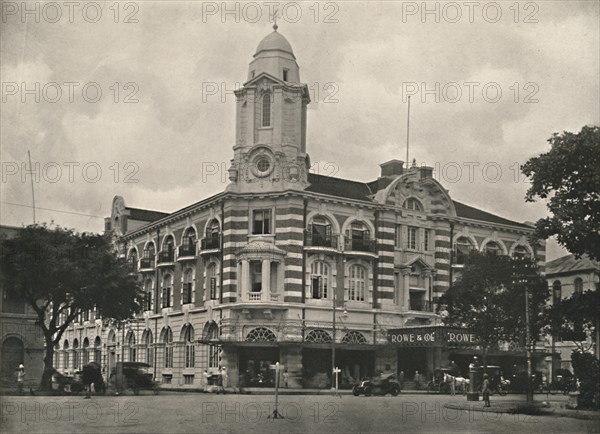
[0,224,142,389]
[439,252,549,362]
[522,125,600,260]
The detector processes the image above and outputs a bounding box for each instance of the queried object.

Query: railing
[178,244,196,258]
[269,294,280,302]
[158,250,175,264]
[248,292,262,301]
[305,231,338,249]
[344,238,378,253]
[139,256,155,269]
[200,236,221,251]
[409,299,433,312]
[127,260,138,273]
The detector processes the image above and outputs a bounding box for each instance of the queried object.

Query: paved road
[1,393,595,433]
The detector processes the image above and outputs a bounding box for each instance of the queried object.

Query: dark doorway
[1,337,24,379]
[239,347,279,387]
[397,348,427,378]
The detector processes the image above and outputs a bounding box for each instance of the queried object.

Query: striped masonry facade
[433,226,451,295]
[276,203,305,301]
[377,218,396,301]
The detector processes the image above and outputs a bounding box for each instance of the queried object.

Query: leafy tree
[522,125,600,260]
[0,224,142,390]
[439,252,549,366]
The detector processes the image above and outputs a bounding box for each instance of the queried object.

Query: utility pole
[525,284,533,403]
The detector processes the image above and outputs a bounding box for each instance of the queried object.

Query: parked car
[108,362,159,395]
[352,373,401,396]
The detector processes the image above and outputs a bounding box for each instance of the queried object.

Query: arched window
[82,338,90,365]
[144,242,155,258]
[143,330,153,366]
[455,237,475,265]
[574,278,583,294]
[180,227,197,257]
[161,327,173,368]
[93,337,101,363]
[160,236,175,262]
[246,327,276,342]
[402,198,423,211]
[183,269,194,304]
[162,274,173,308]
[182,325,195,368]
[552,280,562,302]
[348,265,367,301]
[206,322,220,369]
[63,340,70,369]
[262,93,271,127]
[309,216,334,247]
[310,261,330,299]
[73,339,79,370]
[484,241,502,256]
[305,329,332,343]
[125,331,136,362]
[342,331,367,344]
[128,249,138,272]
[144,279,153,311]
[203,219,221,250]
[206,263,218,300]
[513,245,531,260]
[345,220,372,251]
[2,337,24,377]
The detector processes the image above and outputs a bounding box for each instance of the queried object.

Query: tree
[0,224,142,390]
[439,252,549,366]
[522,125,600,260]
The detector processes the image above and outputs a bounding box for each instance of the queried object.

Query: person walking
[413,371,421,390]
[283,370,289,388]
[482,373,491,407]
[202,370,209,392]
[216,367,225,394]
[16,364,25,394]
[399,371,405,390]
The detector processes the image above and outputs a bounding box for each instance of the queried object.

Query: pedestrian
[399,371,405,390]
[283,370,289,388]
[482,373,491,407]
[217,367,225,394]
[450,375,456,396]
[222,367,228,392]
[414,370,420,389]
[202,370,209,392]
[16,364,25,394]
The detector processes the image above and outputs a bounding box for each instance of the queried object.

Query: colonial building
[57,27,545,389]
[0,225,45,390]
[544,254,599,372]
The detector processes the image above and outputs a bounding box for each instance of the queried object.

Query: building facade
[58,28,545,389]
[544,254,600,373]
[0,225,45,390]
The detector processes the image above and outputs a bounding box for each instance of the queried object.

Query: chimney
[420,165,433,179]
[380,160,405,177]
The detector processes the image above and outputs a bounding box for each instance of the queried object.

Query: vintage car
[352,373,401,396]
[108,362,159,395]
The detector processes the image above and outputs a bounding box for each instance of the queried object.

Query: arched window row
[307,260,370,302]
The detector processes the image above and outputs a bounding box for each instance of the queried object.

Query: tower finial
[272,8,279,31]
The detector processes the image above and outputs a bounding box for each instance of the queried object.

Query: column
[241,260,249,301]
[424,271,431,304]
[402,269,411,310]
[262,259,271,296]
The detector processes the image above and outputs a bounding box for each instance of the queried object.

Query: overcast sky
[1,1,599,261]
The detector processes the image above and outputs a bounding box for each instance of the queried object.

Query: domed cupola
[248,24,300,83]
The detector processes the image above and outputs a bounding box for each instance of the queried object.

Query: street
[1,392,596,433]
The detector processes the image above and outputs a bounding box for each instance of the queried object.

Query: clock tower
[227,25,311,193]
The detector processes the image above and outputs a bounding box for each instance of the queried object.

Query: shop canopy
[387,326,479,348]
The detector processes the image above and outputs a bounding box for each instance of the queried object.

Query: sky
[1,1,599,261]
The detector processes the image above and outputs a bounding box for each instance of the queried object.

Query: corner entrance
[239,347,279,387]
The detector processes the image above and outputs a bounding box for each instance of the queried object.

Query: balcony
[305,231,339,250]
[409,299,433,312]
[344,238,378,255]
[127,261,138,274]
[177,244,196,260]
[157,250,175,266]
[139,256,155,271]
[200,236,221,253]
[246,292,280,302]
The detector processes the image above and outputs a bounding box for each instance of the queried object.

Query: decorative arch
[341,331,368,344]
[202,321,219,342]
[181,324,195,342]
[306,210,341,234]
[82,337,90,348]
[305,329,332,343]
[246,327,276,342]
[160,326,173,343]
[402,197,424,211]
[107,330,116,345]
[94,336,101,347]
[161,234,176,252]
[142,241,156,255]
[203,217,222,237]
[341,217,376,238]
[181,225,198,245]
[141,329,153,344]
[480,237,508,255]
[508,242,534,258]
[127,246,139,259]
[452,232,479,250]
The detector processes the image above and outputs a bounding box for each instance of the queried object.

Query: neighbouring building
[544,254,600,373]
[0,225,45,389]
[57,27,546,389]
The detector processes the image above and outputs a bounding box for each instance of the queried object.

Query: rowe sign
[387,326,478,347]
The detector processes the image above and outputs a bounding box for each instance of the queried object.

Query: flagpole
[405,96,411,165]
[28,150,36,224]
